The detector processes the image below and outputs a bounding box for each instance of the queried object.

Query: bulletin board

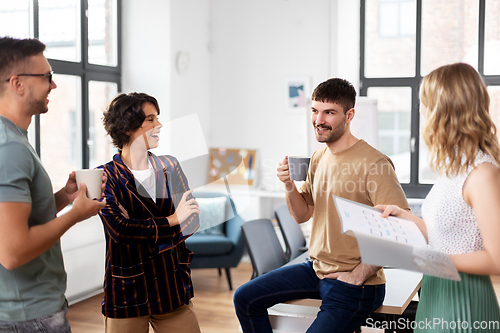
[208,148,257,186]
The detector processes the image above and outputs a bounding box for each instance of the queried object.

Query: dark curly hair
[103,92,160,149]
[311,78,356,113]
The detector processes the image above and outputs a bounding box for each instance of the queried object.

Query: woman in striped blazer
[97,92,201,333]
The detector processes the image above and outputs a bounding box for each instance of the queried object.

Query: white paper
[334,196,460,281]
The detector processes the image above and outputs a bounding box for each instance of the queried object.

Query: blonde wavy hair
[420,62,500,176]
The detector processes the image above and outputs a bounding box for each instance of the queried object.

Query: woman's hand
[376,204,429,241]
[118,203,130,219]
[374,204,404,218]
[169,190,200,226]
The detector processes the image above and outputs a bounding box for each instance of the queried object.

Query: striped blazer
[97,152,199,318]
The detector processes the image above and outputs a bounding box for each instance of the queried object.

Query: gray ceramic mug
[288,156,310,181]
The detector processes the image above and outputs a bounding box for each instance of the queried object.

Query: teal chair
[185,192,246,290]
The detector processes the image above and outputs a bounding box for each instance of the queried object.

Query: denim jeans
[233,261,385,333]
[0,301,71,333]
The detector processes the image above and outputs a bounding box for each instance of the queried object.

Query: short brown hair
[103,92,161,149]
[0,37,46,94]
[311,78,356,113]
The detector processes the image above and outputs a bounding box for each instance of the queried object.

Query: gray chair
[185,192,246,290]
[274,205,307,262]
[241,218,287,279]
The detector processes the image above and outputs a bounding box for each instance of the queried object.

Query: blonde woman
[377,63,500,332]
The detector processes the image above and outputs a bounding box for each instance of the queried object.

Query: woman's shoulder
[97,159,115,170]
[473,151,498,168]
[462,153,500,194]
[152,153,179,169]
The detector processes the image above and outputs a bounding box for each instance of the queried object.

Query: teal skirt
[415,273,500,332]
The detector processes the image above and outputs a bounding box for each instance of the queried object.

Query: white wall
[122,0,172,106]
[122,0,361,189]
[209,0,360,190]
[121,0,211,159]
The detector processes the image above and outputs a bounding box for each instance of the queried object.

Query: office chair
[274,205,308,262]
[241,218,288,279]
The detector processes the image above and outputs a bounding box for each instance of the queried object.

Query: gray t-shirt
[0,116,66,322]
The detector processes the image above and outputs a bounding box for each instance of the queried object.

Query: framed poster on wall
[285,76,311,112]
[208,148,257,186]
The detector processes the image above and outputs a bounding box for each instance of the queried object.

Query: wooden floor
[67,260,253,333]
[67,263,500,333]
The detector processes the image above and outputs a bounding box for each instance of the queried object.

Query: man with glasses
[0,37,106,332]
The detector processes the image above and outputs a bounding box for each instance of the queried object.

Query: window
[0,1,32,39]
[40,74,82,188]
[379,0,415,38]
[88,80,119,168]
[39,0,81,62]
[0,0,121,190]
[365,0,416,78]
[361,0,500,198]
[368,87,412,183]
[484,1,500,75]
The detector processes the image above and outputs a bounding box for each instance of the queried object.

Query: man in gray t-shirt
[0,37,106,331]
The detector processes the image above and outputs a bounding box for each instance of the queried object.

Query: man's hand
[323,263,381,286]
[70,184,107,222]
[62,171,107,204]
[277,156,296,192]
[63,172,79,203]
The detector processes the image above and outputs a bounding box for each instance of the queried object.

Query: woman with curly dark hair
[97,92,201,333]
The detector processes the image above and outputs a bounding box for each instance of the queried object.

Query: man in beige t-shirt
[234,78,409,333]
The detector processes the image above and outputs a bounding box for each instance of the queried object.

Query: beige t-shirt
[299,140,410,285]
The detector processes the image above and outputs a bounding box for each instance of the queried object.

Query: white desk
[194,184,286,221]
[269,252,422,332]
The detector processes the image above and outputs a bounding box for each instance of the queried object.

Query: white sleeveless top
[421,151,497,255]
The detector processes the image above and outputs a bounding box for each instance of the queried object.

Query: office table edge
[282,252,423,315]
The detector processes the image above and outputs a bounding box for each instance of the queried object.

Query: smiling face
[24,53,57,115]
[311,100,352,145]
[128,102,162,150]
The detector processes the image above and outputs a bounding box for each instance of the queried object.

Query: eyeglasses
[5,71,54,84]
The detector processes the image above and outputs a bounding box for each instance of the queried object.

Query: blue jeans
[0,301,71,333]
[233,261,385,333]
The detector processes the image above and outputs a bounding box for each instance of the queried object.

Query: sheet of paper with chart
[333,195,460,281]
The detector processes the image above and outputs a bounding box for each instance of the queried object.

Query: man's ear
[7,76,25,95]
[345,108,355,123]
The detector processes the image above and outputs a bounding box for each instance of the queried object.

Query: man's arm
[277,156,314,223]
[0,185,105,270]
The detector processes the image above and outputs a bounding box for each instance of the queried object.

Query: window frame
[360,0,500,198]
[31,0,121,169]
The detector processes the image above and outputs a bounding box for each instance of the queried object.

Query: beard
[315,116,346,144]
[27,89,49,115]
